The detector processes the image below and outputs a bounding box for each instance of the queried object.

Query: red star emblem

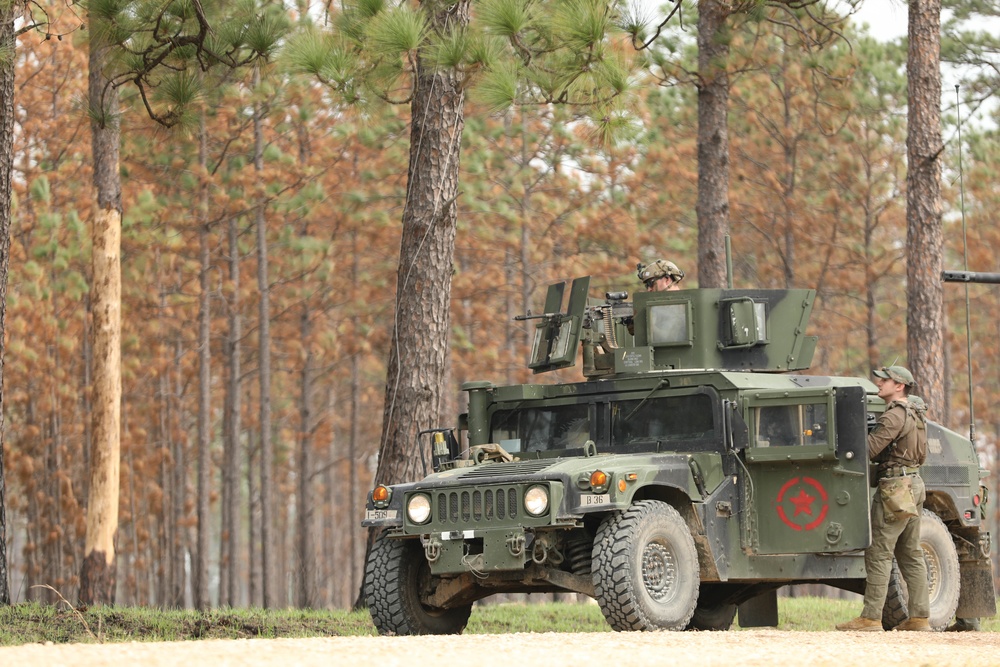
[788,488,815,516]
[775,476,829,531]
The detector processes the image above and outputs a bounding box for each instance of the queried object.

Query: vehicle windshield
[611,394,716,453]
[489,393,717,455]
[490,403,591,454]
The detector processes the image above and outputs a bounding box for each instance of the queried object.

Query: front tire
[592,500,700,631]
[882,510,960,630]
[364,531,472,635]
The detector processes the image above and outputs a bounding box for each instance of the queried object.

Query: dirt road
[3,630,1000,667]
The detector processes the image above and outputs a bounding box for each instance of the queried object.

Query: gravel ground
[3,631,1000,667]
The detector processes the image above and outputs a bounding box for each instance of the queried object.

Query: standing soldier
[837,365,932,632]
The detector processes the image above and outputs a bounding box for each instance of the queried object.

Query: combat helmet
[637,259,685,287]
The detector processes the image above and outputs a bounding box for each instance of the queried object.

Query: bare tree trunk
[296,306,314,608]
[223,213,242,607]
[906,0,944,412]
[80,29,122,606]
[326,386,338,607]
[0,5,11,607]
[253,70,275,609]
[170,340,187,607]
[195,115,212,610]
[247,420,259,606]
[696,0,731,288]
[349,316,361,600]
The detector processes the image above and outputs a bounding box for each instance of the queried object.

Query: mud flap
[737,590,778,627]
[955,560,998,618]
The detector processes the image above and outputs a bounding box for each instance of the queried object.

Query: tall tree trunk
[0,3,13,606]
[375,0,469,490]
[80,29,123,606]
[254,71,275,609]
[906,0,944,412]
[696,0,731,288]
[170,340,187,607]
[223,213,242,607]
[296,306,314,608]
[195,113,212,610]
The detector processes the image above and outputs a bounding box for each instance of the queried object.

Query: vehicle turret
[524,277,817,377]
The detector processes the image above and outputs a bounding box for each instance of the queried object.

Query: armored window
[490,403,591,453]
[721,298,767,348]
[754,403,828,447]
[648,303,691,345]
[610,394,715,453]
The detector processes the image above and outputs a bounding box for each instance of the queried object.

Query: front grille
[434,486,520,528]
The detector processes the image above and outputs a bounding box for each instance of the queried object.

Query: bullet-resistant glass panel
[491,403,591,453]
[754,403,829,447]
[610,394,715,453]
[754,302,767,341]
[649,304,690,345]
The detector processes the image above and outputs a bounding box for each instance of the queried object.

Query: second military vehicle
[363,275,996,634]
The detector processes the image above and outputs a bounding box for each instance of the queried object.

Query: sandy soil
[3,630,1000,667]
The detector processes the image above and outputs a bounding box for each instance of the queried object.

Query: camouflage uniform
[861,391,930,622]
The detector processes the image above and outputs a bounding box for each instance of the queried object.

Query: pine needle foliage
[85,0,290,126]
[285,0,642,144]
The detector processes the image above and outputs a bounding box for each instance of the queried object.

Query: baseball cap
[873,365,915,386]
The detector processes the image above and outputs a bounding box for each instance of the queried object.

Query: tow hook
[422,535,442,562]
[507,533,525,557]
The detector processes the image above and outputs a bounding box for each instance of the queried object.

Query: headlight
[407,494,432,524]
[524,485,549,516]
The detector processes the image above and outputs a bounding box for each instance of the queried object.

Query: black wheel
[882,510,960,630]
[687,601,737,631]
[364,531,472,635]
[592,500,700,631]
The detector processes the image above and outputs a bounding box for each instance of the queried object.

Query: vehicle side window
[754,403,828,447]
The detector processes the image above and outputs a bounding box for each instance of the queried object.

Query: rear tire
[364,531,472,635]
[882,510,960,630]
[687,602,737,631]
[592,500,700,631]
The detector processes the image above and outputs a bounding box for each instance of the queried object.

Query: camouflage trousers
[861,474,930,620]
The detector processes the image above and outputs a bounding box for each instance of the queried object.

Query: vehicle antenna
[725,234,733,289]
[956,84,976,445]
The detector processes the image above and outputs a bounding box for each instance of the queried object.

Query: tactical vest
[887,399,928,466]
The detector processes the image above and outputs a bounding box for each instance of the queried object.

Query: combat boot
[835,616,882,631]
[946,618,980,632]
[894,617,932,631]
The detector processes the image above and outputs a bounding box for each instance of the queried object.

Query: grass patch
[0,598,996,645]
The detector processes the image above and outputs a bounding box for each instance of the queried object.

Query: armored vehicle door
[743,385,870,554]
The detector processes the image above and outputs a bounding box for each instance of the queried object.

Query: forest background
[2,0,1000,611]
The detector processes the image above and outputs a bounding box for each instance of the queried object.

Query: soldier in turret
[637,259,685,292]
[837,365,932,632]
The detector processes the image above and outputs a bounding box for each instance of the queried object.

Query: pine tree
[288,2,637,560]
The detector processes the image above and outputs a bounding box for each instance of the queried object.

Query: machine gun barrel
[514,312,563,321]
[942,270,1000,284]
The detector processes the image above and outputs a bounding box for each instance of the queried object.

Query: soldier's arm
[867,407,904,459]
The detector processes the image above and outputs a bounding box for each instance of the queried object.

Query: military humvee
[362,277,996,634]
